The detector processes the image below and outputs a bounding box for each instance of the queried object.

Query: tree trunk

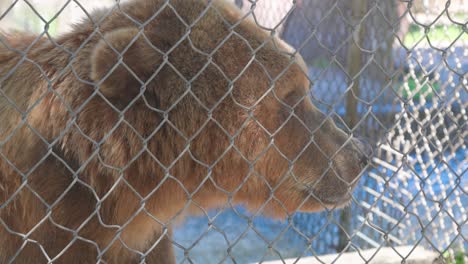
[338,0,368,253]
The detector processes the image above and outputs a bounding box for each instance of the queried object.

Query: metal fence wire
[0,0,466,263]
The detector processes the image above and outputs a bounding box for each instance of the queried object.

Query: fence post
[338,0,368,253]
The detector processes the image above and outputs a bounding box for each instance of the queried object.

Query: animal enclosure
[0,0,466,263]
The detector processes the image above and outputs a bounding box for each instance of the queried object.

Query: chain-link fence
[0,0,466,263]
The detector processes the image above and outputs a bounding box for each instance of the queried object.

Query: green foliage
[404,24,468,47]
[398,74,440,100]
[310,57,331,69]
[443,249,466,264]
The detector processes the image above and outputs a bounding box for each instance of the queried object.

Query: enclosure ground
[261,246,440,264]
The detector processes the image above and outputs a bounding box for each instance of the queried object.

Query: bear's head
[34,0,371,220]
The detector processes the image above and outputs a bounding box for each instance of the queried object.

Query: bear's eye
[283,90,305,107]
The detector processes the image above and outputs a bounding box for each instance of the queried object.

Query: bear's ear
[91,27,162,107]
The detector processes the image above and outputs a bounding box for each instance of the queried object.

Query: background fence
[0,0,466,263]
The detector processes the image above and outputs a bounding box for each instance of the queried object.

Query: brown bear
[0,0,371,263]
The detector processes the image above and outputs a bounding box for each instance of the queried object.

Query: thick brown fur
[0,0,369,263]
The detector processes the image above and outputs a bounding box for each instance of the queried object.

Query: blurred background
[1,0,466,263]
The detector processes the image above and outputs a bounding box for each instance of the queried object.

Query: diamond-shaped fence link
[0,0,466,263]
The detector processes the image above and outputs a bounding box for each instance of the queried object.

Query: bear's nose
[351,137,373,167]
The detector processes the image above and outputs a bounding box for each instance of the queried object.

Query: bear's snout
[335,137,373,185]
[350,137,373,170]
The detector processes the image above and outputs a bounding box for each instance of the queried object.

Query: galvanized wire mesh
[0,0,466,263]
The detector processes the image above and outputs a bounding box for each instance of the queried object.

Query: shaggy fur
[0,0,369,263]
